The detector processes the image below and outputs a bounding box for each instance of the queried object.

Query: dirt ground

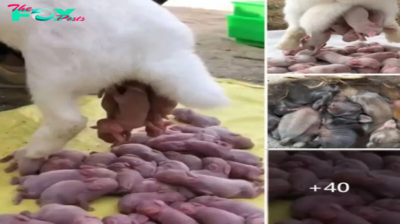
[268,0,400,30]
[0,3,264,112]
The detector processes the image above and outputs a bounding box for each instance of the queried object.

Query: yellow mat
[0,79,265,217]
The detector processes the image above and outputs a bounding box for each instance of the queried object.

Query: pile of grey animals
[268,83,400,148]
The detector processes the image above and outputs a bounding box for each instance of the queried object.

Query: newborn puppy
[0,148,46,176]
[155,169,263,198]
[172,202,246,224]
[145,88,178,137]
[7,0,229,160]
[350,91,393,133]
[111,82,151,134]
[367,119,400,148]
[103,214,149,224]
[39,178,118,210]
[118,192,187,214]
[0,214,53,224]
[136,200,198,224]
[172,108,220,127]
[91,118,129,144]
[95,81,150,144]
[21,204,103,224]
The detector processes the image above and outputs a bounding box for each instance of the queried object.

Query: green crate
[236,39,264,48]
[227,15,264,48]
[232,1,265,18]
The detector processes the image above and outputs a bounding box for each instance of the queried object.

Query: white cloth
[266,30,400,58]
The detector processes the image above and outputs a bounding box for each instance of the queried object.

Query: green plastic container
[227,15,265,48]
[232,1,265,18]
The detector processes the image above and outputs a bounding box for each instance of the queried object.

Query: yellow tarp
[0,79,265,217]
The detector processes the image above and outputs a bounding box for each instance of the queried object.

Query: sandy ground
[0,1,265,112]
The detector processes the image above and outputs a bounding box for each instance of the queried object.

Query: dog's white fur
[0,0,229,158]
[276,0,400,50]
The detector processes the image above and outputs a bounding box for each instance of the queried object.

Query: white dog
[276,0,400,50]
[0,0,229,158]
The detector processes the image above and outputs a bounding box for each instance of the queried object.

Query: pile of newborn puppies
[268,42,400,74]
[0,108,264,224]
[276,5,389,52]
[269,5,400,74]
[270,150,400,224]
[93,80,178,144]
[268,83,400,148]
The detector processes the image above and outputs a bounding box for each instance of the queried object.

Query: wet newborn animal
[155,169,263,198]
[172,201,246,224]
[0,148,46,176]
[13,166,117,204]
[172,108,220,127]
[272,107,321,148]
[136,200,198,224]
[38,178,118,210]
[21,204,103,224]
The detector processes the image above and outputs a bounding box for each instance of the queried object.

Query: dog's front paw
[276,37,301,51]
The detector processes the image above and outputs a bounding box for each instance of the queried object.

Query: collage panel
[0,0,267,223]
[268,75,400,149]
[267,0,400,74]
[269,150,400,224]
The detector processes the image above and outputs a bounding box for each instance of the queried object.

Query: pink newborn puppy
[21,204,102,224]
[38,178,118,211]
[39,150,86,173]
[118,192,187,214]
[156,139,232,158]
[155,169,263,198]
[268,56,298,67]
[113,82,150,134]
[115,155,157,178]
[40,157,79,173]
[0,214,52,224]
[172,202,246,224]
[361,52,398,62]
[172,108,220,128]
[0,148,46,176]
[137,200,198,224]
[107,162,144,194]
[13,166,117,204]
[132,178,177,193]
[111,143,167,163]
[191,157,231,178]
[227,149,262,167]
[157,160,190,172]
[190,196,263,220]
[49,149,87,163]
[381,58,400,73]
[103,214,149,224]
[227,161,264,181]
[297,64,352,73]
[288,63,318,71]
[83,152,117,167]
[163,151,203,170]
[132,178,196,199]
[268,66,289,73]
